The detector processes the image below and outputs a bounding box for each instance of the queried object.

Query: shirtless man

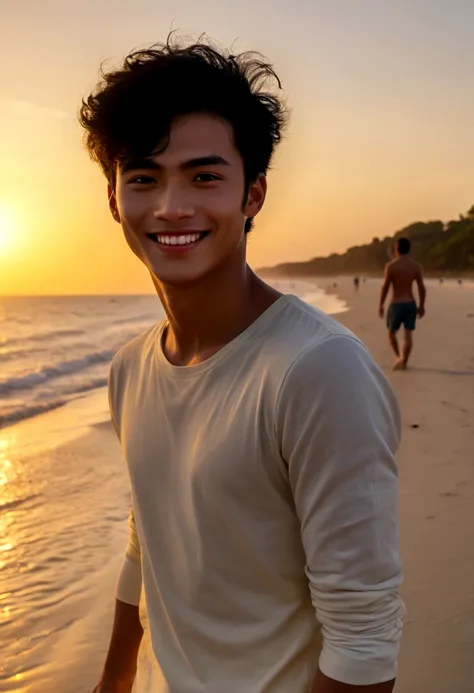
[379,237,426,370]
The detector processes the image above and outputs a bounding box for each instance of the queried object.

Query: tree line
[260,205,474,278]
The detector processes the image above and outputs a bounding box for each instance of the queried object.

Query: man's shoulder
[386,258,398,272]
[265,295,365,373]
[391,256,421,269]
[272,300,397,421]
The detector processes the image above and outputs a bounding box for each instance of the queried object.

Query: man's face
[109,113,266,286]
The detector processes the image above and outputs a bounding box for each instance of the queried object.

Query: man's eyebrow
[119,154,231,174]
[119,157,158,174]
[181,155,231,169]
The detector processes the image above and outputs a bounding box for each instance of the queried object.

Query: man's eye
[128,175,155,185]
[194,173,220,183]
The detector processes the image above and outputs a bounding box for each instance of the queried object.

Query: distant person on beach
[353,276,360,291]
[379,237,426,370]
[81,35,403,693]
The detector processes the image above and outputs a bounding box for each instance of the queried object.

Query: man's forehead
[118,114,239,171]
[165,114,235,150]
[171,112,234,137]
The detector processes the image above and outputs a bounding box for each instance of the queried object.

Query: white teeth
[154,233,202,245]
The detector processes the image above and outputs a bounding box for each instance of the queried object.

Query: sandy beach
[1,278,473,692]
[333,277,474,693]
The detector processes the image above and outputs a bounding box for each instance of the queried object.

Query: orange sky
[1,0,473,295]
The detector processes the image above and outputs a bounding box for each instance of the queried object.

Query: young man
[81,37,404,693]
[379,238,426,370]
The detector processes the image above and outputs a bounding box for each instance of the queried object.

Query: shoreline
[0,278,346,447]
[1,385,111,459]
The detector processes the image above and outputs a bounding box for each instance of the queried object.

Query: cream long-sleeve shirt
[110,295,405,692]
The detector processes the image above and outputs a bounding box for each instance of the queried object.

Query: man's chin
[147,261,212,289]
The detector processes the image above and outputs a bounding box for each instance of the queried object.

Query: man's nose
[153,183,195,222]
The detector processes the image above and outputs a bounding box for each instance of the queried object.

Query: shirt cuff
[318,616,403,685]
[116,554,142,606]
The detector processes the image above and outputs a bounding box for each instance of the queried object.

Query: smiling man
[80,37,404,693]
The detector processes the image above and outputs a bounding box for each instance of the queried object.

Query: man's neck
[153,259,281,367]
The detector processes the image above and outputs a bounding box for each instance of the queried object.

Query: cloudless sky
[0,0,473,294]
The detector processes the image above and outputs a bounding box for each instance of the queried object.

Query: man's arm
[97,361,144,691]
[95,511,143,693]
[379,265,392,317]
[277,336,404,691]
[95,599,143,693]
[415,265,426,317]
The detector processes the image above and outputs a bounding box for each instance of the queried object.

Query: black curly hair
[79,35,287,234]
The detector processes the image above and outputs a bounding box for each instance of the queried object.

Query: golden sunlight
[0,204,21,254]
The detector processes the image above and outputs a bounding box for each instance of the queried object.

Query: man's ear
[108,184,121,223]
[243,174,267,220]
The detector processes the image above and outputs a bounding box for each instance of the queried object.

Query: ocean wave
[0,296,162,432]
[0,399,70,428]
[1,328,85,349]
[0,377,108,428]
[0,351,113,395]
[33,328,86,342]
[0,345,45,363]
[112,313,158,326]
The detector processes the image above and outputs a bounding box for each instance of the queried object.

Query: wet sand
[0,396,125,692]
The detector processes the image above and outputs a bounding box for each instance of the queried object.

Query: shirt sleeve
[276,334,405,686]
[108,359,143,606]
[108,355,122,440]
[116,509,143,606]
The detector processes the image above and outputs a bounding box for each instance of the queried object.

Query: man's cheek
[211,195,243,221]
[122,224,145,259]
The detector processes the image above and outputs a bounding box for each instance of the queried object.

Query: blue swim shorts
[387,301,417,332]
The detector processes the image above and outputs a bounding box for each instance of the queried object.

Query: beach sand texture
[1,278,473,692]
[335,278,474,693]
